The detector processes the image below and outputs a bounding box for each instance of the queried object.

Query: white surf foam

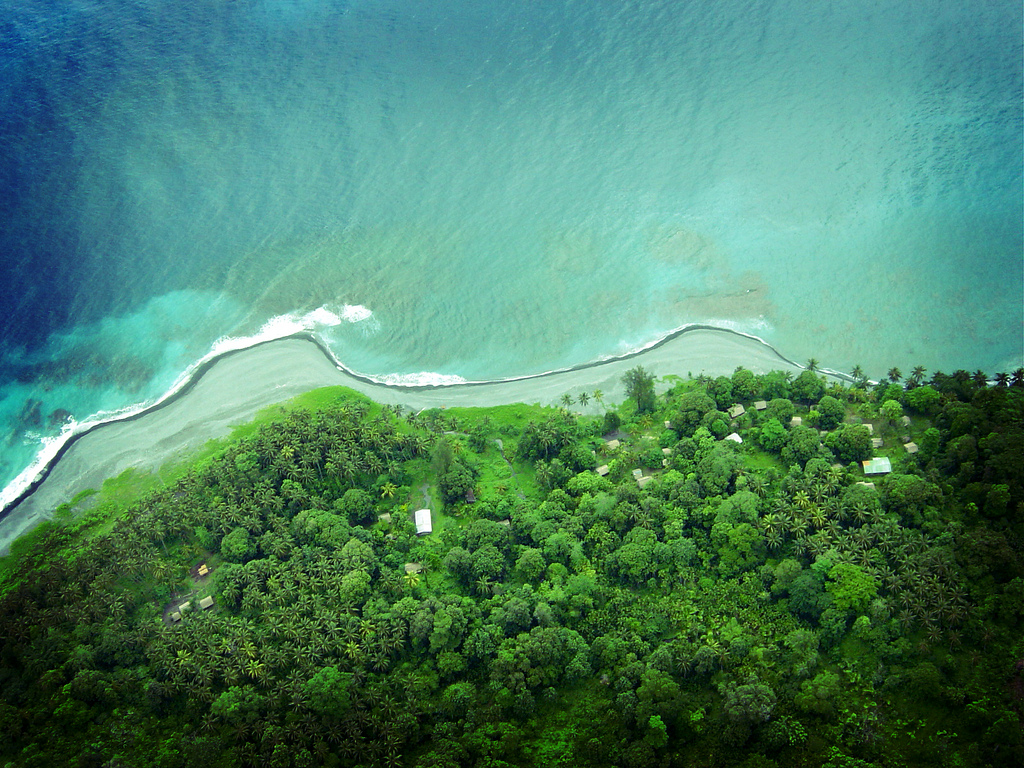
[0,305,366,512]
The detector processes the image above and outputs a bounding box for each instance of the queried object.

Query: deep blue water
[0,0,1021,505]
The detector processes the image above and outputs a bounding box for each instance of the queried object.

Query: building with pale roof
[414,508,432,535]
[861,457,892,475]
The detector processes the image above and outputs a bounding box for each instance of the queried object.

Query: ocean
[0,0,1021,508]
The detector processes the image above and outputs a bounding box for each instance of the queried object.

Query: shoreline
[0,327,835,552]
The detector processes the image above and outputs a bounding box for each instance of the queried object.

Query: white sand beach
[0,329,806,552]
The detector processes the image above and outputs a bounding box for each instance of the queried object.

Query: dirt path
[494,439,526,499]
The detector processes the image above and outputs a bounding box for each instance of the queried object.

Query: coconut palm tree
[474,576,495,597]
[887,367,902,384]
[746,473,767,498]
[402,571,421,591]
[793,490,812,511]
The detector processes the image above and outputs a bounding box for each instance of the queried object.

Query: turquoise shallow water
[0,0,1021,505]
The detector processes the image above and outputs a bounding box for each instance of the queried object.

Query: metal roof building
[414,508,433,535]
[861,457,892,476]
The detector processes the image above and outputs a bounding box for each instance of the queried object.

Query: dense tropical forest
[0,362,1022,768]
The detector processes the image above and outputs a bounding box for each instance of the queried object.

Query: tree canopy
[0,369,1020,768]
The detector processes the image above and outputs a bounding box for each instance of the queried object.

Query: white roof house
[414,508,432,535]
[724,432,743,444]
[728,404,746,419]
[861,457,892,476]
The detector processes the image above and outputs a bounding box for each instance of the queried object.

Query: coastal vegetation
[0,365,1022,767]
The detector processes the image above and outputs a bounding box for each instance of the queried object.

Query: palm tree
[972,370,988,387]
[359,619,377,640]
[994,372,1010,387]
[402,571,421,591]
[808,507,827,530]
[380,482,397,499]
[343,640,364,664]
[1012,368,1024,387]
[593,389,605,408]
[909,366,926,387]
[887,367,902,384]
[745,473,767,498]
[560,393,575,408]
[761,513,783,537]
[577,392,591,407]
[806,358,819,372]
